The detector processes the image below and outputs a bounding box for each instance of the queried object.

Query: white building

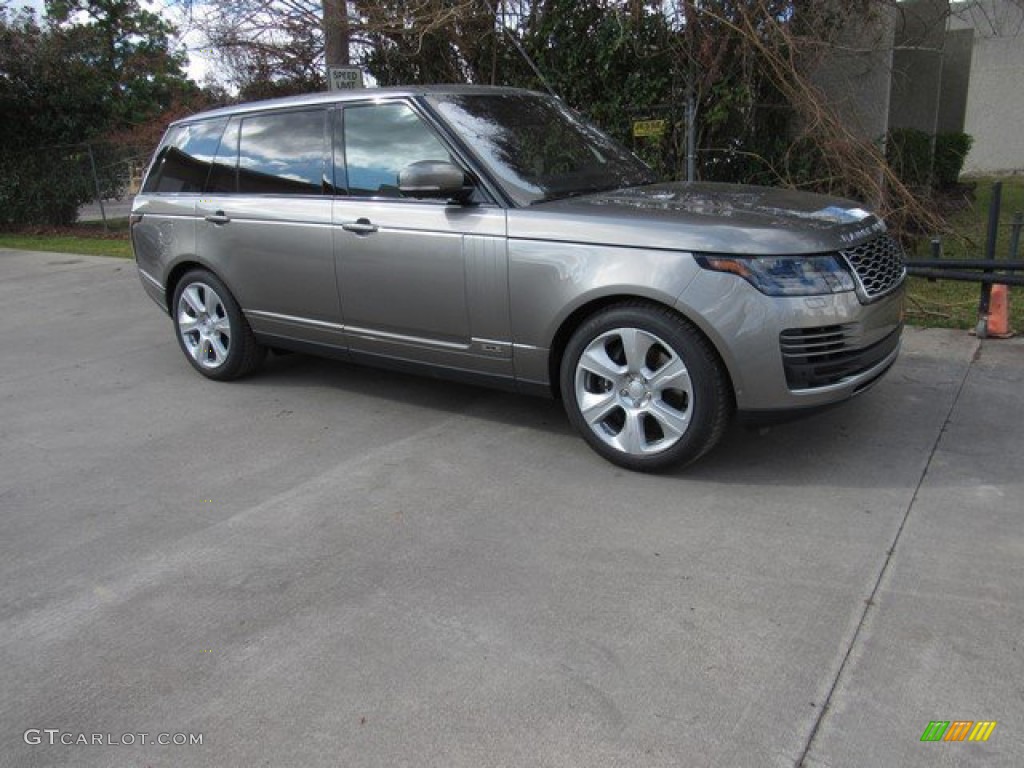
[814,0,1024,177]
[949,0,1024,175]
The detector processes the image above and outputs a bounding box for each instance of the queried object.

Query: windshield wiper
[532,189,600,204]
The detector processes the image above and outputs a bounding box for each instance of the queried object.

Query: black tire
[171,269,266,381]
[559,302,733,472]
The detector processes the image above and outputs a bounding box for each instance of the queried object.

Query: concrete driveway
[1,248,1021,767]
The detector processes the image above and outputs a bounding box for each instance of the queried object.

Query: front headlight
[696,254,856,297]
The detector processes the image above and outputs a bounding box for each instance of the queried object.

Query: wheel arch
[164,259,230,311]
[546,295,736,403]
[165,260,266,380]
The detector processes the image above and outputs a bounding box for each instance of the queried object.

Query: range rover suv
[131,85,905,471]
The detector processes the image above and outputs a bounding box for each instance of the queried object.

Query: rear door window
[237,109,328,195]
[205,117,241,194]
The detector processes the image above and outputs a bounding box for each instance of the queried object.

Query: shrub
[0,152,91,229]
[933,132,974,188]
[885,129,975,192]
[886,128,932,189]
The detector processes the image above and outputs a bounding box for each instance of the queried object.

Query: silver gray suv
[131,85,905,471]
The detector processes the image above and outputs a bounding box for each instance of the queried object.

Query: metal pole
[977,181,1002,335]
[482,0,559,100]
[686,88,696,183]
[683,0,697,184]
[1009,212,1023,260]
[907,269,1024,286]
[928,237,941,282]
[906,259,1024,269]
[984,182,1002,262]
[86,144,108,232]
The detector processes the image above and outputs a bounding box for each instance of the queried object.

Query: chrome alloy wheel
[177,282,232,370]
[574,327,694,456]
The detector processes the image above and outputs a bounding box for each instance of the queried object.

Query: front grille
[780,325,901,390]
[840,235,906,302]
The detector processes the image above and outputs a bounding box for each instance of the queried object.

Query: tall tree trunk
[324,0,350,67]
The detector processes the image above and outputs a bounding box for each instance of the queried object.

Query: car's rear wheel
[560,303,733,471]
[172,269,265,380]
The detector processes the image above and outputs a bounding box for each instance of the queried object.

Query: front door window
[339,103,455,197]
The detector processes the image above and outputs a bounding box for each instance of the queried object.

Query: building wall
[937,28,974,133]
[800,0,1023,177]
[950,0,1024,174]
[811,2,896,143]
[889,0,950,134]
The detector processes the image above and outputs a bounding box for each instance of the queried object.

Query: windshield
[426,92,656,206]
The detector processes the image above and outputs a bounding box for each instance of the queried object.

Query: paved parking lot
[1,248,1021,767]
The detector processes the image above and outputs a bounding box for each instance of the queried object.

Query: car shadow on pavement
[233,349,943,490]
[242,349,574,434]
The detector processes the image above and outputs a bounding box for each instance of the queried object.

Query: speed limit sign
[329,67,364,91]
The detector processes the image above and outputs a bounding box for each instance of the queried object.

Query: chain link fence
[0,141,149,229]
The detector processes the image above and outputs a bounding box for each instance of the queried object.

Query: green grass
[905,177,1024,331]
[0,217,132,259]
[0,234,132,258]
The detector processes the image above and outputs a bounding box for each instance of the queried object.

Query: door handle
[342,218,378,235]
[204,211,231,225]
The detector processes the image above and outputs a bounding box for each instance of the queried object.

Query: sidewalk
[805,330,1023,765]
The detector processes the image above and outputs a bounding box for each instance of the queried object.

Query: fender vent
[780,325,900,390]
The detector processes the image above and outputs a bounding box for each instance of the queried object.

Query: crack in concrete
[793,340,982,767]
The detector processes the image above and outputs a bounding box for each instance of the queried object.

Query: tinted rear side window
[237,110,327,195]
[206,117,241,194]
[142,119,228,194]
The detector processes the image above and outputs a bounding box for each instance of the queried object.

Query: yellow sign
[632,119,667,138]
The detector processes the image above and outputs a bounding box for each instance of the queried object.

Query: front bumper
[677,271,905,412]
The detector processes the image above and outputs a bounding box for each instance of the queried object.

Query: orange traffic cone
[986,284,1014,338]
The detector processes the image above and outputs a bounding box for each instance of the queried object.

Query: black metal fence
[904,181,1022,335]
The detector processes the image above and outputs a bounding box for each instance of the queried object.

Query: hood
[507,181,887,255]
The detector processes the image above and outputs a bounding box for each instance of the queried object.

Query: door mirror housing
[399,160,474,203]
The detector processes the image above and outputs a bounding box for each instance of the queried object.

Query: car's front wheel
[560,303,733,471]
[172,269,265,380]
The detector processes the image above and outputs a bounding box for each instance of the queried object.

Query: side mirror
[399,160,474,203]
